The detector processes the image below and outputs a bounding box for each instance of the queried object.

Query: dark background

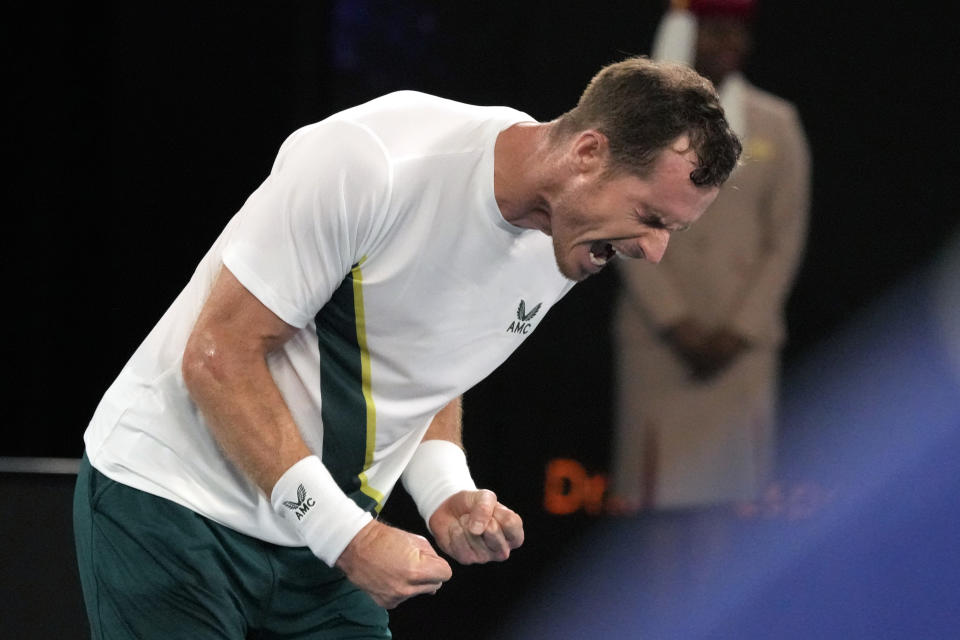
[7,0,957,457]
[4,1,958,638]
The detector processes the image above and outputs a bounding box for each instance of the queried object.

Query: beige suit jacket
[610,79,811,507]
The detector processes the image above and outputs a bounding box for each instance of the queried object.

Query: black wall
[7,1,957,457]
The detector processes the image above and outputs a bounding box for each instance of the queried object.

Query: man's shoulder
[360,90,472,110]
[327,91,532,163]
[346,90,463,114]
[337,90,528,125]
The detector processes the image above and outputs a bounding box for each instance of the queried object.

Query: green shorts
[73,454,390,639]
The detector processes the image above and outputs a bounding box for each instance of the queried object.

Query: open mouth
[589,241,617,267]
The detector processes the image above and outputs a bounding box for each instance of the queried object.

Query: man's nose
[640,229,670,264]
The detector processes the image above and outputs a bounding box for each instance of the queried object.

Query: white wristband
[401,439,477,533]
[270,455,373,567]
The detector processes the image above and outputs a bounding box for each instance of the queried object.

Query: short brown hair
[554,56,741,187]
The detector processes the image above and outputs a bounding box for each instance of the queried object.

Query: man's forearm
[182,330,311,495]
[421,396,464,445]
[182,333,376,566]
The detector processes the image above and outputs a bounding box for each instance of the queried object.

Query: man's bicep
[191,266,300,355]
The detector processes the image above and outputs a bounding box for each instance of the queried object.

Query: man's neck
[493,122,556,232]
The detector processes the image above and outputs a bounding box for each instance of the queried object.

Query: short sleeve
[222,120,392,328]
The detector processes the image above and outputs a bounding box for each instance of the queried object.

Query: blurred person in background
[609,0,811,519]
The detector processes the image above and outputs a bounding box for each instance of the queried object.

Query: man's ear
[570,130,609,174]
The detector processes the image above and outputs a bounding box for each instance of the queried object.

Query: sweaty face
[547,140,719,281]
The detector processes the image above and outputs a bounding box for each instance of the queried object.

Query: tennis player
[74,56,740,638]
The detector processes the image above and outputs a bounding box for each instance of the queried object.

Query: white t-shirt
[84,91,575,545]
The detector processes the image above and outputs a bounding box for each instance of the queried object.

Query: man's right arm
[182,266,451,608]
[181,266,309,491]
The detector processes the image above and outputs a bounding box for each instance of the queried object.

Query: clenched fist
[335,519,452,609]
[429,489,525,565]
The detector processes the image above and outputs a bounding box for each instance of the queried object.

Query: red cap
[687,0,757,20]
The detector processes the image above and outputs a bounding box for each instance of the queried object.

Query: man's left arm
[401,397,524,564]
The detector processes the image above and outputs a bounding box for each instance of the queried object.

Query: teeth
[589,251,609,267]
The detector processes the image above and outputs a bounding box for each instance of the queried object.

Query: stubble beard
[551,234,585,282]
